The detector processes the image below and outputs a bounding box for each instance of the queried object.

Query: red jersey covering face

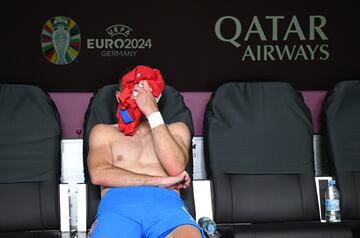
[116,65,165,136]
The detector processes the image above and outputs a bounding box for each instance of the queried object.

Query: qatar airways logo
[215,15,329,61]
[87,24,152,57]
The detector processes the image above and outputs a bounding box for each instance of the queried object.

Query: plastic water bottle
[325,179,341,222]
[198,217,219,237]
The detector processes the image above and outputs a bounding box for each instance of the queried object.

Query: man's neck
[136,117,151,136]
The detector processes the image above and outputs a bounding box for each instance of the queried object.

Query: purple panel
[182,91,326,136]
[50,93,93,138]
[50,91,326,138]
[182,92,212,136]
[301,91,327,134]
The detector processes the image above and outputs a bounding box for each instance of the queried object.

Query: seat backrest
[83,84,195,228]
[204,81,319,223]
[0,84,61,232]
[322,80,360,220]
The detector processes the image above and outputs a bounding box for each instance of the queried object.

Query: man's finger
[140,80,150,90]
[133,85,146,93]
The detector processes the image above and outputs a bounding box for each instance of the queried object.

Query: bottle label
[326,199,340,211]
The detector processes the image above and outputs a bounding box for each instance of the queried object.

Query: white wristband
[147,111,164,129]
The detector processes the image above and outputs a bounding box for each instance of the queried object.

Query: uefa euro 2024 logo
[41,16,81,65]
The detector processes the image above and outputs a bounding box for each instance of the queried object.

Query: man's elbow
[90,172,101,186]
[166,161,187,176]
[89,170,108,186]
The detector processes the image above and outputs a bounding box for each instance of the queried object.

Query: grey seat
[204,81,352,238]
[322,80,360,237]
[82,84,196,230]
[0,84,62,238]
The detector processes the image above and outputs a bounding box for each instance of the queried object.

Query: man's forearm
[90,164,187,189]
[151,124,187,176]
[90,164,161,187]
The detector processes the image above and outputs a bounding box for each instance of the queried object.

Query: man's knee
[166,224,202,238]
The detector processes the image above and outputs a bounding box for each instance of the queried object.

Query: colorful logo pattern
[41,16,81,65]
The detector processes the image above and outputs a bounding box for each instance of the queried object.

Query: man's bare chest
[109,134,160,170]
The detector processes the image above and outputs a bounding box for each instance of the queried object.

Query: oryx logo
[41,16,81,65]
[87,24,152,57]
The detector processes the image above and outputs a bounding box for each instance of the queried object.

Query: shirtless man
[87,78,204,238]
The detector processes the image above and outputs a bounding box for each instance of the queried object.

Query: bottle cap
[198,217,217,234]
[206,222,216,233]
[329,179,336,186]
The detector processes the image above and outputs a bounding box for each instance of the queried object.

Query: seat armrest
[193,180,214,222]
[60,183,70,232]
[77,183,87,232]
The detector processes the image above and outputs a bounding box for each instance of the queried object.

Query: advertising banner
[0,1,358,91]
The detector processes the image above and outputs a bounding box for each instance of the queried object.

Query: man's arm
[151,122,190,176]
[87,124,188,188]
[132,81,191,176]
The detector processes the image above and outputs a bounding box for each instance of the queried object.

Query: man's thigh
[88,213,142,238]
[166,224,202,238]
[144,205,205,238]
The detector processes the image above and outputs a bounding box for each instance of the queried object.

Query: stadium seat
[82,84,195,230]
[0,84,63,237]
[322,80,360,237]
[204,81,352,238]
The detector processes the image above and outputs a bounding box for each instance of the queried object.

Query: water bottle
[198,217,219,237]
[325,179,341,222]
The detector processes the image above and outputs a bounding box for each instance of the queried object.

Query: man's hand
[132,80,158,117]
[158,171,191,189]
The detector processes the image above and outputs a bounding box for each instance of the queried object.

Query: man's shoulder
[89,123,118,137]
[92,123,117,129]
[88,123,121,146]
[167,121,190,135]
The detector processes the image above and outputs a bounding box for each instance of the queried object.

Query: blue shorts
[88,186,205,238]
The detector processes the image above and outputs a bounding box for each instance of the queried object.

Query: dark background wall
[1,1,359,92]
